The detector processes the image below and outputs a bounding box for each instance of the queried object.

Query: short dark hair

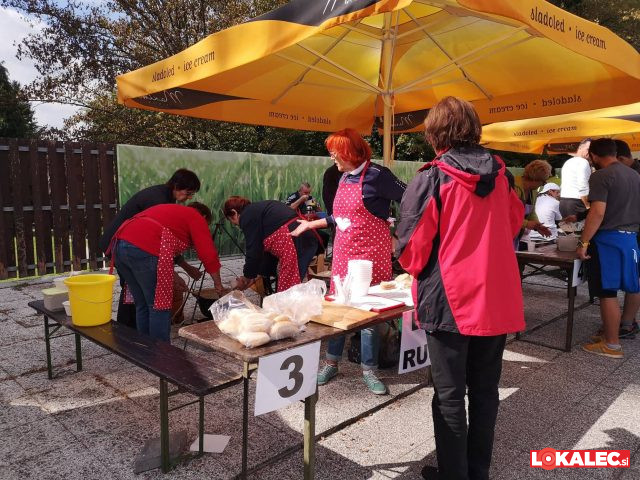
[589,138,617,158]
[223,196,252,218]
[614,139,632,159]
[187,202,212,224]
[423,96,481,152]
[166,169,200,192]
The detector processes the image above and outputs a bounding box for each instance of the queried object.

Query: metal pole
[74,333,82,372]
[241,362,250,479]
[381,12,394,167]
[44,315,53,380]
[199,396,205,454]
[303,391,318,480]
[159,379,170,473]
[565,268,576,352]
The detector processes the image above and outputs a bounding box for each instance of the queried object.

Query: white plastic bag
[209,289,307,347]
[262,279,326,327]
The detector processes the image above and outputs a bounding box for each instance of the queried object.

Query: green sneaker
[363,371,387,395]
[317,364,338,385]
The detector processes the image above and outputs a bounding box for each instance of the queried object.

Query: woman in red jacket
[395,97,524,480]
[111,202,224,342]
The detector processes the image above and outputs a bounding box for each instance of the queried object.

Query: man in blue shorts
[578,138,640,358]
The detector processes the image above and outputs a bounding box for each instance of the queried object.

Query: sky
[0,6,81,129]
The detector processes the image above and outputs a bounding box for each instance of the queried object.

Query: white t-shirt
[560,156,591,199]
[530,194,562,240]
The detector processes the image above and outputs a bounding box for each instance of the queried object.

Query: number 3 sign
[254,341,321,416]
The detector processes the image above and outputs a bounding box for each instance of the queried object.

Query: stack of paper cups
[348,259,373,298]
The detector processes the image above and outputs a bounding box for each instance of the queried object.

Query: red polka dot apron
[109,216,189,311]
[330,161,393,294]
[263,218,303,292]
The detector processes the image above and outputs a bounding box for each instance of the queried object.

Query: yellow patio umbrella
[481,102,640,154]
[117,0,640,165]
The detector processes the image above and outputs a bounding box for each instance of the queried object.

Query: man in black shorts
[578,139,640,359]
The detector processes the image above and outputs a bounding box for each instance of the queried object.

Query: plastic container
[62,300,72,316]
[557,235,579,252]
[63,274,116,326]
[42,287,69,311]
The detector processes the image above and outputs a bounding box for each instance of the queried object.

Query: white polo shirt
[560,156,591,199]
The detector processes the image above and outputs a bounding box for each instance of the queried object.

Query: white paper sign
[254,341,321,416]
[189,434,230,453]
[398,310,430,374]
[572,259,587,287]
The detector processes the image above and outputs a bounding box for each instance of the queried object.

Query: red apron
[330,161,392,294]
[263,218,303,292]
[109,216,189,311]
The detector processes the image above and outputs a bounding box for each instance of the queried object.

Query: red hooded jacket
[395,145,525,336]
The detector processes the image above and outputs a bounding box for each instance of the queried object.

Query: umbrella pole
[383,97,392,167]
[382,13,394,167]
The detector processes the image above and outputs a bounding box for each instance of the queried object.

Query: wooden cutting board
[310,301,378,330]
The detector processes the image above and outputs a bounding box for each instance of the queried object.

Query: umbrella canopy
[117,0,640,164]
[481,102,640,154]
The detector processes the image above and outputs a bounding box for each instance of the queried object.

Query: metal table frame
[516,246,593,352]
[179,305,411,479]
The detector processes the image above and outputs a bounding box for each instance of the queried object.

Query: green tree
[3,0,335,154]
[0,62,37,138]
[548,1,640,51]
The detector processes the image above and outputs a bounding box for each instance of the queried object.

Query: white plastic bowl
[62,300,72,316]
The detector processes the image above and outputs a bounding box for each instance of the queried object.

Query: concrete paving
[1,260,639,479]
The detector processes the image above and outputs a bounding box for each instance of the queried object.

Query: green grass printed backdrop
[117,145,426,255]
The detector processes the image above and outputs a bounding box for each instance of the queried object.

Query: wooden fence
[0,139,118,280]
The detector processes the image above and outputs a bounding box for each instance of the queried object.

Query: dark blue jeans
[114,240,171,342]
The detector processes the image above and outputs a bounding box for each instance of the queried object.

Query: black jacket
[99,184,174,254]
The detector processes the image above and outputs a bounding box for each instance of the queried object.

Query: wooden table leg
[304,391,318,480]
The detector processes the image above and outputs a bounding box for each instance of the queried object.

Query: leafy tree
[5,0,638,159]
[548,1,640,51]
[0,62,38,137]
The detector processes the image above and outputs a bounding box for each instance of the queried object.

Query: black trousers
[426,331,506,480]
[116,270,137,328]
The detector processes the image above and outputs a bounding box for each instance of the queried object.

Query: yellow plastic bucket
[64,274,116,326]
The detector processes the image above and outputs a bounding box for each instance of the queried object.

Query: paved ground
[1,258,639,479]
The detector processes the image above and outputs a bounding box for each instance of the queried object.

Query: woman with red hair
[292,128,406,395]
[223,196,320,292]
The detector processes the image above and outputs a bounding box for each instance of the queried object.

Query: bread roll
[395,273,409,282]
[273,314,292,324]
[236,331,270,348]
[240,313,272,333]
[228,308,254,323]
[380,281,396,290]
[269,321,299,340]
[218,317,241,336]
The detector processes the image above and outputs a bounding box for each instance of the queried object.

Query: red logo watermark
[531,448,630,470]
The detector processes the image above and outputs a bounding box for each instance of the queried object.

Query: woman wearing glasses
[100,168,203,327]
[291,128,406,395]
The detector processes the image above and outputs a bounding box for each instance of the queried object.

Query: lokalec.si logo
[531,448,630,470]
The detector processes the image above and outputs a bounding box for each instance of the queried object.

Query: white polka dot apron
[262,218,303,292]
[109,216,188,311]
[330,161,392,294]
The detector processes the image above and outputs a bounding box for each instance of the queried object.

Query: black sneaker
[619,322,639,339]
[421,465,440,480]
